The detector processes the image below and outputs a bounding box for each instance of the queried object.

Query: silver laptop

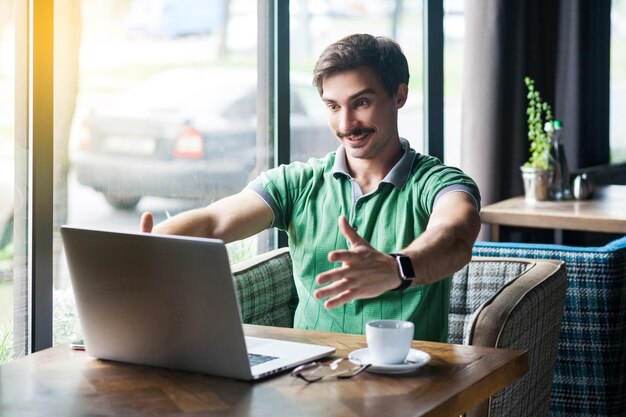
[60,226,335,380]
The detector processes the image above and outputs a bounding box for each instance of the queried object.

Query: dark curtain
[555,1,611,170]
[461,0,611,217]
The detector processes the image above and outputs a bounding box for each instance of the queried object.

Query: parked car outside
[72,67,334,210]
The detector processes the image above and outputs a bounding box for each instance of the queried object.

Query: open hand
[314,215,401,309]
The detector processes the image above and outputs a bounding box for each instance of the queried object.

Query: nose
[338,107,358,134]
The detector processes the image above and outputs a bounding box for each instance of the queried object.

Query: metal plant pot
[520,166,553,201]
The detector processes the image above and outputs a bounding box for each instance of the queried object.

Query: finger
[324,290,357,309]
[316,267,351,286]
[327,249,362,264]
[140,212,154,233]
[314,278,351,300]
[338,215,368,248]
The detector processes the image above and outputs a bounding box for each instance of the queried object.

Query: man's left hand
[314,215,403,309]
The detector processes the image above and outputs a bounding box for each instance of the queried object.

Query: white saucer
[348,348,431,374]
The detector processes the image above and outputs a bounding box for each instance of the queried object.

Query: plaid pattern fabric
[473,236,626,417]
[484,260,566,417]
[232,248,297,328]
[451,259,566,417]
[449,261,531,344]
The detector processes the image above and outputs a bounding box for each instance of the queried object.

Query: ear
[395,83,409,109]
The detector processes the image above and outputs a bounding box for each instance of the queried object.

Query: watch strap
[392,278,412,291]
[389,253,415,291]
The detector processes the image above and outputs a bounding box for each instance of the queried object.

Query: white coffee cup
[365,320,414,365]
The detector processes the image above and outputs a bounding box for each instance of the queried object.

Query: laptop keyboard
[249,353,279,367]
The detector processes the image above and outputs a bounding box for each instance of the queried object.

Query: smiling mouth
[338,128,375,142]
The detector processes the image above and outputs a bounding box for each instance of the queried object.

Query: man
[141,34,481,342]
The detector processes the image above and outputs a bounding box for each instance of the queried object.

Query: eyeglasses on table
[290,358,370,383]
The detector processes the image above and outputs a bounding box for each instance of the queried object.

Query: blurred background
[1,0,625,363]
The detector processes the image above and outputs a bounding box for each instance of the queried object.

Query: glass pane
[443,0,464,167]
[289,0,424,159]
[1,0,23,363]
[53,0,261,345]
[611,0,626,163]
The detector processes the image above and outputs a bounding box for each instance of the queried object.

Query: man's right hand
[135,189,273,242]
[140,211,154,233]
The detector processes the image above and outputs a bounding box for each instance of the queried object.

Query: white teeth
[349,133,367,141]
[341,131,372,143]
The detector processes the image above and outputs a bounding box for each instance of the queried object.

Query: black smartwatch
[389,253,415,291]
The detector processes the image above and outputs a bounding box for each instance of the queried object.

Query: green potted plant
[521,76,554,200]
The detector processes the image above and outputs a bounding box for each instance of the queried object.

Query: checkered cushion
[450,258,566,417]
[232,248,297,328]
[449,261,532,344]
[474,236,626,417]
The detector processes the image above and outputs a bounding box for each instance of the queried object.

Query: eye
[326,103,339,111]
[355,99,369,107]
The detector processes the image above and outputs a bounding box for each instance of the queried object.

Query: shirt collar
[332,138,416,190]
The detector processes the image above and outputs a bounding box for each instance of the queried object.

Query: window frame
[31,0,55,352]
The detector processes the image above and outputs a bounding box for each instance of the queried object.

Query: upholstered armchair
[473,236,626,417]
[232,249,567,417]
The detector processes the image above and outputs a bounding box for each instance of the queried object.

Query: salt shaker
[572,174,593,200]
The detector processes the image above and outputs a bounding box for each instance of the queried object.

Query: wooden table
[0,325,528,417]
[480,185,626,241]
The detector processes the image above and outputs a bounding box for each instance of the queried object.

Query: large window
[0,0,16,364]
[6,0,447,357]
[53,0,264,344]
[1,0,29,364]
[611,0,626,162]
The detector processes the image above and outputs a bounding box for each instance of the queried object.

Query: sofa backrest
[448,259,532,344]
[473,236,626,417]
[232,247,296,328]
[451,257,567,417]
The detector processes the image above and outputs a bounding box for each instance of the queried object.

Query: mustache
[337,128,375,138]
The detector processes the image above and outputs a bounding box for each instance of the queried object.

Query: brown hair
[312,33,409,97]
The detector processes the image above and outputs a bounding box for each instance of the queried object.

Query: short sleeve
[411,155,481,215]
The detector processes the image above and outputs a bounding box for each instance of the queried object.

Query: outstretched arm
[314,191,480,309]
[140,188,273,244]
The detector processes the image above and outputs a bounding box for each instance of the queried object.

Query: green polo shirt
[249,138,480,342]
